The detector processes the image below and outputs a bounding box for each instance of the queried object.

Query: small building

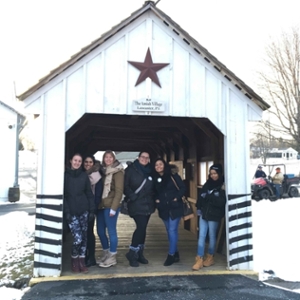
[0,100,25,202]
[18,1,269,277]
[267,147,298,160]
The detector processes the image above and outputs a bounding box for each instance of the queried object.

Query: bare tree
[259,27,300,151]
[250,124,270,163]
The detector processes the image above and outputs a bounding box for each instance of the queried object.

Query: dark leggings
[131,215,151,247]
[86,217,95,258]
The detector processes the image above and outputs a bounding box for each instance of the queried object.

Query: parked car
[251,164,300,200]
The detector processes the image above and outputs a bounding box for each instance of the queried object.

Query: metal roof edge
[0,100,26,118]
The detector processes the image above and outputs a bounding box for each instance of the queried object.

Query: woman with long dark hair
[152,158,186,266]
[192,163,226,270]
[82,154,103,267]
[124,151,155,267]
[64,153,95,273]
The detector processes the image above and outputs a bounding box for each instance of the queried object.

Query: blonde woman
[97,150,124,268]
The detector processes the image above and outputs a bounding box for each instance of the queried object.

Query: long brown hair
[102,150,116,167]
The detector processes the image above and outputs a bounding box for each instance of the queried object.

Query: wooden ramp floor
[61,211,227,277]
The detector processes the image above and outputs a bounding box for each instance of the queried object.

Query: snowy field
[0,212,34,300]
[1,152,300,299]
[250,158,300,287]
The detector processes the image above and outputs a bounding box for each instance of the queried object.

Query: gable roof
[18,1,269,110]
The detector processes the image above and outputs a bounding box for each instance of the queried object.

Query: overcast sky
[0,0,299,104]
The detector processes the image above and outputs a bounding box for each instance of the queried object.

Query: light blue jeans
[162,216,181,255]
[96,208,120,252]
[197,216,219,257]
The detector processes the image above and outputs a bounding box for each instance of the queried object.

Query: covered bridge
[18,1,269,278]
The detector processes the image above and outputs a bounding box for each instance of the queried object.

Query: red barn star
[128,48,169,87]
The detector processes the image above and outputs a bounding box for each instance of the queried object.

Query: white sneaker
[99,252,117,268]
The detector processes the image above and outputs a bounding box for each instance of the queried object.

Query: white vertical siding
[172,42,188,115]
[151,21,172,108]
[189,55,205,117]
[86,53,104,113]
[225,89,253,270]
[66,67,85,129]
[103,37,127,114]
[34,81,65,277]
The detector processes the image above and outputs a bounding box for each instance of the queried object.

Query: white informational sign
[132,98,165,112]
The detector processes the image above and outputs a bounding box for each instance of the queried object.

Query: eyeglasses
[140,156,150,160]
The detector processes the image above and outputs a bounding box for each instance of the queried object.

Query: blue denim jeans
[96,208,120,252]
[197,216,219,257]
[274,184,281,198]
[162,216,181,255]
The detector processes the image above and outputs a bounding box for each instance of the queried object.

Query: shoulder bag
[120,178,147,215]
[171,176,194,221]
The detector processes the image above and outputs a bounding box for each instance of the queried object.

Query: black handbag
[120,178,147,215]
[182,196,194,221]
[171,176,194,221]
[120,199,129,215]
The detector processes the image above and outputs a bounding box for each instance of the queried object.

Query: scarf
[202,176,224,192]
[134,159,152,178]
[102,160,124,199]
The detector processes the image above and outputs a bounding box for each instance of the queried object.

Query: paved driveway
[22,275,300,300]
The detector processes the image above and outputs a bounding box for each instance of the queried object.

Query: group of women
[64,150,226,273]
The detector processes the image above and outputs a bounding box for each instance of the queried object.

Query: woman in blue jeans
[153,158,186,266]
[97,150,124,268]
[193,163,226,270]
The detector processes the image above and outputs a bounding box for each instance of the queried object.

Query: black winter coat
[64,168,95,216]
[196,186,226,222]
[124,162,155,217]
[154,173,186,220]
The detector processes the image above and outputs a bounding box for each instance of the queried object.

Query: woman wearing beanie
[192,163,226,271]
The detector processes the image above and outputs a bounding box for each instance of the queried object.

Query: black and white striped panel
[33,194,63,277]
[227,193,253,270]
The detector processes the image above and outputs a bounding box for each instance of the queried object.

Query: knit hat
[209,163,223,176]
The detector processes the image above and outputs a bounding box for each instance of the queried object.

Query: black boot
[174,251,180,263]
[125,249,139,267]
[137,245,148,264]
[164,254,175,266]
[85,256,96,267]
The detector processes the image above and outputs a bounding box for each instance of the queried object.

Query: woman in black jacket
[124,151,155,267]
[153,158,186,266]
[64,153,95,273]
[192,163,226,271]
[82,154,103,267]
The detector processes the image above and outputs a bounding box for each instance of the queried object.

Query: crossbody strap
[170,176,179,190]
[134,178,147,194]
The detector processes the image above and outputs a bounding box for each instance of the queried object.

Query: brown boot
[203,254,214,267]
[192,255,203,271]
[78,256,88,273]
[71,256,80,273]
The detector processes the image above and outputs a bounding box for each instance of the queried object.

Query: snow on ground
[250,158,300,283]
[0,211,35,299]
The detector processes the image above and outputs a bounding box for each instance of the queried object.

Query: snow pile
[0,211,35,298]
[252,197,300,282]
